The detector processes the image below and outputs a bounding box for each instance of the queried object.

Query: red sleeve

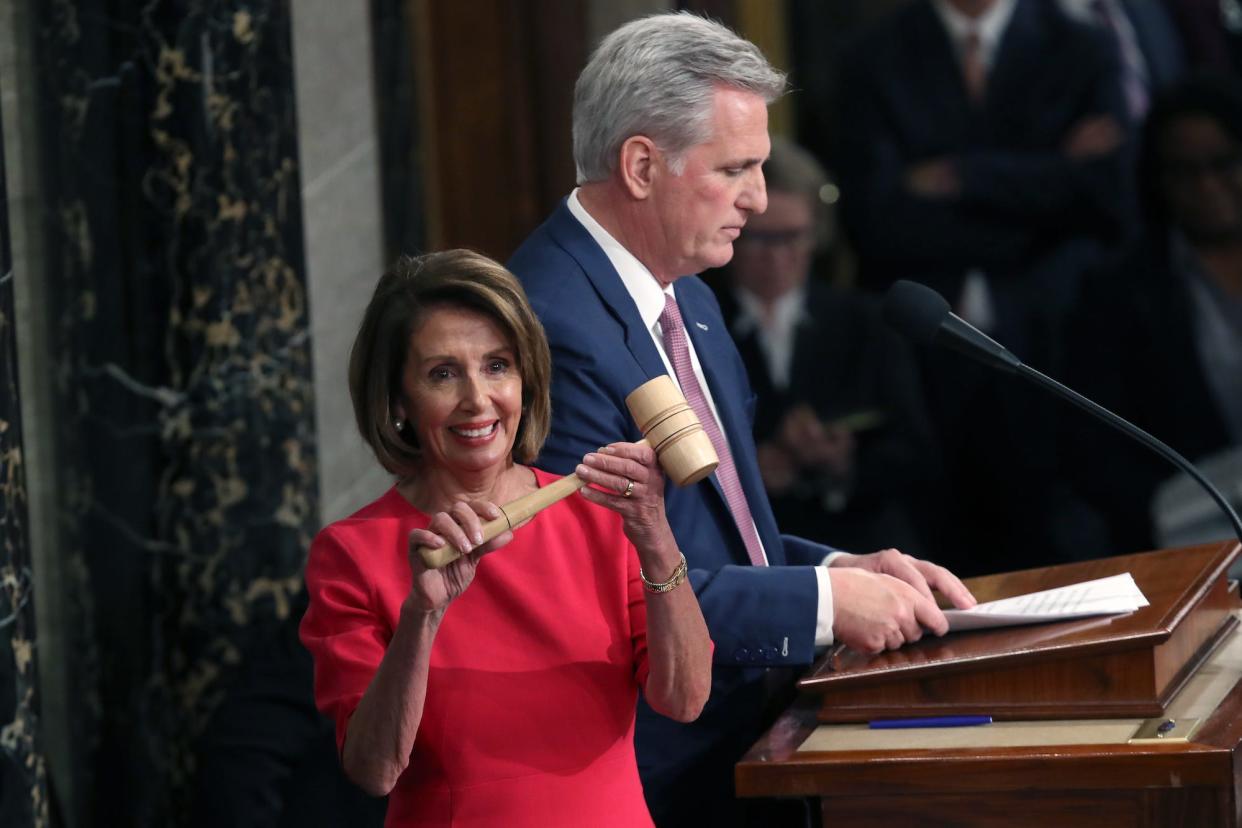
[299,525,391,755]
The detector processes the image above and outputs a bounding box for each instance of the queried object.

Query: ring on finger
[622,478,635,498]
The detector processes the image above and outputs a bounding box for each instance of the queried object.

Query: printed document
[944,573,1149,632]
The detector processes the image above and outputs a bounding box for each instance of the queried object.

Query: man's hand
[1062,114,1122,160]
[830,548,977,611]
[756,441,797,494]
[904,158,961,199]
[778,404,855,480]
[827,568,947,653]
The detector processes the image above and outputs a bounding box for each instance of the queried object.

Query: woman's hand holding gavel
[405,501,515,615]
[576,442,683,580]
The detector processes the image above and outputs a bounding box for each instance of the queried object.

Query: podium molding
[799,542,1240,722]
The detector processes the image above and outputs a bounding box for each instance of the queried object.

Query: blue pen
[868,715,992,729]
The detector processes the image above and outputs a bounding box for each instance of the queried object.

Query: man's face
[646,86,770,281]
[1158,115,1242,244]
[730,191,816,303]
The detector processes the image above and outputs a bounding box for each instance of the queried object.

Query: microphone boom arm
[1016,363,1242,546]
[880,278,1242,548]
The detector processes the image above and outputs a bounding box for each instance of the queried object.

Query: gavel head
[625,376,719,486]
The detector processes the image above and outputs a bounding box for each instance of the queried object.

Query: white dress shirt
[931,0,1018,72]
[730,285,809,391]
[567,190,839,644]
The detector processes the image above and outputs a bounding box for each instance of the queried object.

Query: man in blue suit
[508,13,976,826]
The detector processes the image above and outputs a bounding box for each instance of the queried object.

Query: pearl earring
[394,418,405,432]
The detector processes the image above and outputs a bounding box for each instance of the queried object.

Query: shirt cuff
[813,564,835,647]
[823,550,847,566]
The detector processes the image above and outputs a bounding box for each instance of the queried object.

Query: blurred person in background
[1058,0,1185,127]
[834,0,1133,573]
[1161,0,1242,77]
[1065,76,1242,557]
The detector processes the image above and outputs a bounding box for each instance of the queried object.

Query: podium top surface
[737,606,1242,805]
[800,541,1241,692]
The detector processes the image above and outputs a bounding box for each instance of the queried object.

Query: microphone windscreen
[882,280,951,344]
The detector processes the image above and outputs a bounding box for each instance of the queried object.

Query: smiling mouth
[450,422,498,439]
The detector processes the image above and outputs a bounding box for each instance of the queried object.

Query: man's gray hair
[572,12,787,184]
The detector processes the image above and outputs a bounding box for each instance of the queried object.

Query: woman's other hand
[575,442,678,566]
[405,500,513,614]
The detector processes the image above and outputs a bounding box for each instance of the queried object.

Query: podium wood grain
[800,542,1242,721]
[737,540,1242,827]
[737,677,1242,826]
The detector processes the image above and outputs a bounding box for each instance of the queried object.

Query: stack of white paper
[943,573,1150,633]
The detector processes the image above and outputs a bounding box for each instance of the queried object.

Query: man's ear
[617,135,659,200]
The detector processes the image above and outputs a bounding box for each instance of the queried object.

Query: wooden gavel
[417,375,719,568]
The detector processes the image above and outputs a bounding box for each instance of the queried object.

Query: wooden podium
[736,540,1242,827]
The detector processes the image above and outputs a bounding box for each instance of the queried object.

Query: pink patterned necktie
[961,29,986,104]
[659,294,766,567]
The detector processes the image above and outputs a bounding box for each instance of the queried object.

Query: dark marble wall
[0,64,49,828]
[32,2,319,824]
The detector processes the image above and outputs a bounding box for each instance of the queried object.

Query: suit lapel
[542,202,782,562]
[544,202,668,381]
[544,205,729,516]
[986,0,1041,112]
[905,1,977,117]
[675,284,784,559]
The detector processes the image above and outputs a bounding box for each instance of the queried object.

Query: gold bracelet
[640,553,688,594]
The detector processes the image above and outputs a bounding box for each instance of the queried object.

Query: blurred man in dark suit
[1066,76,1242,555]
[834,0,1133,573]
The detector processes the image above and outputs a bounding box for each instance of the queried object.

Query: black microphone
[881,279,1242,546]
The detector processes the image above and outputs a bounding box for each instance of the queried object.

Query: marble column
[293,0,391,524]
[32,2,316,824]
[0,62,48,828]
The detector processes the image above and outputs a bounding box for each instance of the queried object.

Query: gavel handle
[415,439,651,569]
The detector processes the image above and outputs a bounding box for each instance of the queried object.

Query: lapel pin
[695,322,709,331]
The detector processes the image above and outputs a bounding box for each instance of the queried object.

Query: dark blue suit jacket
[1121,0,1185,94]
[510,200,830,824]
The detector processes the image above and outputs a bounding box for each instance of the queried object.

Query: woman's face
[396,305,523,478]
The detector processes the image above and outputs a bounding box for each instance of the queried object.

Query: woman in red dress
[299,250,711,826]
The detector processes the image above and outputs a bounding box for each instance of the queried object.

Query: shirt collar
[931,0,1018,66]
[567,188,673,332]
